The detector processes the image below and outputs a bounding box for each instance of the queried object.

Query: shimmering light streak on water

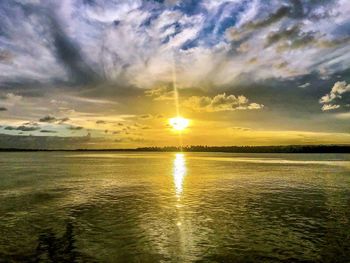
[173,153,186,198]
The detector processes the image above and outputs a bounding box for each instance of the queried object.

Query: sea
[0,152,349,262]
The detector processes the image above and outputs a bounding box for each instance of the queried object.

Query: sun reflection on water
[173,152,188,252]
[173,153,186,197]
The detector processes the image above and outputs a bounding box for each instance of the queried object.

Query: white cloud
[183,93,264,112]
[322,104,340,111]
[320,81,350,104]
[298,83,310,88]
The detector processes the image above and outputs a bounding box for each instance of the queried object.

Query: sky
[0,0,350,149]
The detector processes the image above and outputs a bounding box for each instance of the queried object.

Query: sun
[169,117,190,131]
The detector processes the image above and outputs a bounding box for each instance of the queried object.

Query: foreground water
[0,152,349,262]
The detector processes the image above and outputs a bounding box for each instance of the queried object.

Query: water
[0,152,349,262]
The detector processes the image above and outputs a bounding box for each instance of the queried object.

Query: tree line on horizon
[136,145,350,153]
[1,145,350,153]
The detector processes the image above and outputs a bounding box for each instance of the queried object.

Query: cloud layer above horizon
[0,0,350,148]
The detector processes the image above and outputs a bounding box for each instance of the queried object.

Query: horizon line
[1,144,350,153]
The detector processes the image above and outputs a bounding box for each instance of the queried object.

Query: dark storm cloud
[0,79,53,97]
[68,126,84,131]
[274,30,317,51]
[246,6,291,30]
[277,0,339,20]
[265,24,301,47]
[39,116,69,123]
[59,117,70,123]
[16,125,40,132]
[287,33,316,49]
[5,125,40,132]
[236,0,340,37]
[48,15,101,85]
[40,130,57,133]
[235,0,342,46]
[294,0,339,18]
[266,24,350,51]
[139,114,153,120]
[39,116,57,123]
[0,1,100,90]
[96,120,107,124]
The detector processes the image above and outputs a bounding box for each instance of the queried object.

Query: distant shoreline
[1,145,350,153]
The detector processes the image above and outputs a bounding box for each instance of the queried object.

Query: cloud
[59,117,70,123]
[319,81,350,111]
[40,129,57,133]
[139,114,153,120]
[298,82,310,88]
[183,93,264,112]
[265,24,301,47]
[16,125,40,132]
[48,14,100,84]
[96,120,107,124]
[245,6,291,30]
[4,124,40,132]
[263,22,346,52]
[0,50,13,63]
[39,115,70,123]
[68,126,84,131]
[320,81,350,104]
[145,86,174,101]
[0,0,350,145]
[321,104,340,111]
[232,127,252,132]
[67,96,117,105]
[0,0,348,93]
[39,116,57,123]
[3,93,22,103]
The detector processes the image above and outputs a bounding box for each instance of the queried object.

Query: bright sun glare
[169,117,190,131]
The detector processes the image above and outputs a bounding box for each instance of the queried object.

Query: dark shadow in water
[36,222,78,263]
[0,221,96,263]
